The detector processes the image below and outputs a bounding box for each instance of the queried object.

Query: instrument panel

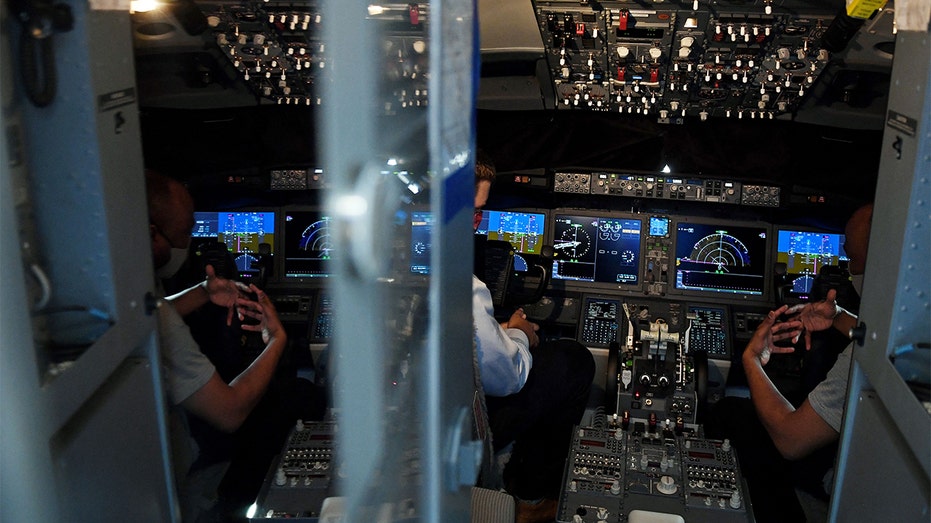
[193,199,845,351]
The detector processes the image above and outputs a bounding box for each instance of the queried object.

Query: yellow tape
[846,0,889,19]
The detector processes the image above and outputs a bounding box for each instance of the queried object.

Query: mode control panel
[556,169,773,207]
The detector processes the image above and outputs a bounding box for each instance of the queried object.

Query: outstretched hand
[236,285,284,344]
[744,305,804,367]
[785,289,840,350]
[204,264,251,325]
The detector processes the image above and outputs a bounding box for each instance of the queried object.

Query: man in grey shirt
[708,203,870,522]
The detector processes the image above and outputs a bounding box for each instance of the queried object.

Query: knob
[611,479,621,495]
[730,490,742,509]
[640,374,652,386]
[657,475,678,494]
[849,322,867,346]
[617,46,630,58]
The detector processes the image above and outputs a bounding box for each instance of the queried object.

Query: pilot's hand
[743,305,803,367]
[236,285,285,345]
[785,289,841,350]
[502,308,540,349]
[205,264,251,326]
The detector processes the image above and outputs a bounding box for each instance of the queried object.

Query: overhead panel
[534,1,837,121]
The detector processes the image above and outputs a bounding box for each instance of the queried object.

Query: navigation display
[674,220,769,297]
[282,210,333,279]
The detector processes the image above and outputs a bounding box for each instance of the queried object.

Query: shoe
[515,498,557,523]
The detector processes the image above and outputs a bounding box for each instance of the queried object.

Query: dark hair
[475,148,496,185]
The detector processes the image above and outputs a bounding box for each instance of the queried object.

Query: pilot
[708,203,871,522]
[472,150,595,523]
[798,204,872,396]
[146,170,289,520]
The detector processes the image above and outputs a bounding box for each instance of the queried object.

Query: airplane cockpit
[2,1,928,523]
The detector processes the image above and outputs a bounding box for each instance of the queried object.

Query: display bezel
[669,216,772,302]
[475,208,549,256]
[547,209,645,294]
[773,225,848,301]
[278,206,335,285]
[190,208,277,283]
[409,206,434,276]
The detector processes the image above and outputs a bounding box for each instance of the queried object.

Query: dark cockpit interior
[128,1,899,518]
[6,1,927,522]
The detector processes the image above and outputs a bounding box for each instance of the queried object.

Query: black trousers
[486,338,596,500]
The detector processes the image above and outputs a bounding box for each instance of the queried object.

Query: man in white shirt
[471,151,595,522]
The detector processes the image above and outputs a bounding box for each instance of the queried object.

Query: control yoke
[476,237,552,309]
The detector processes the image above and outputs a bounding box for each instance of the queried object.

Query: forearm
[226,332,288,422]
[742,352,805,458]
[166,281,209,317]
[833,309,858,338]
